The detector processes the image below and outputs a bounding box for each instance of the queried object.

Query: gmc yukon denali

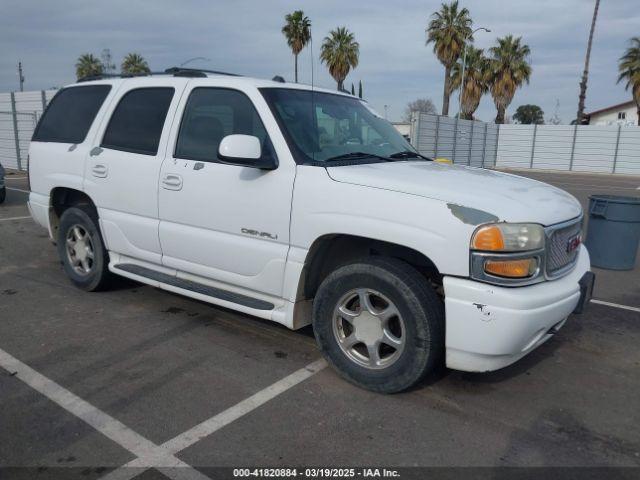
[27,68,594,393]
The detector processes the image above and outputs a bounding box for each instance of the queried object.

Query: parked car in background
[27,68,594,393]
[0,163,6,204]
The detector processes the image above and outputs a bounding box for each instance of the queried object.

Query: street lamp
[458,27,491,120]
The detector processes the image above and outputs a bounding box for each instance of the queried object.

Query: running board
[113,263,274,311]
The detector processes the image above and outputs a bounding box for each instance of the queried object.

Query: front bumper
[444,245,591,372]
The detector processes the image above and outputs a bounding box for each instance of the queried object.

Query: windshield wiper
[388,150,431,161]
[324,152,392,163]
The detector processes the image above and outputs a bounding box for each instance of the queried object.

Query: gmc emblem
[566,234,581,253]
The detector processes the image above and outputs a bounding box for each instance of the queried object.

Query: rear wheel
[313,257,444,393]
[57,205,112,291]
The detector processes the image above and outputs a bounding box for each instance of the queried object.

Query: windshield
[260,88,416,165]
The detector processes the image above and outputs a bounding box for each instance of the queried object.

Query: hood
[326,161,582,226]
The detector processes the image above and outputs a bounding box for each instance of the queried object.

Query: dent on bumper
[444,245,591,372]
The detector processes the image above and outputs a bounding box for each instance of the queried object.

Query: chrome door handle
[92,164,108,178]
[162,173,183,191]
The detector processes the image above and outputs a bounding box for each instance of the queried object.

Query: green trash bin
[585,195,640,270]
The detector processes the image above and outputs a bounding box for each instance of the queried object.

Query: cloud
[1,0,638,123]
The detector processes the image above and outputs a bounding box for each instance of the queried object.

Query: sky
[1,0,638,123]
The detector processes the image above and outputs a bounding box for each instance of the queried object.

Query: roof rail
[77,72,153,83]
[164,67,241,77]
[77,67,241,83]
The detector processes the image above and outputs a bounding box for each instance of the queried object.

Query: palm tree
[75,53,103,80]
[282,10,311,83]
[320,27,359,91]
[121,53,150,75]
[451,46,489,119]
[488,35,532,124]
[426,1,473,116]
[576,0,600,124]
[617,37,640,124]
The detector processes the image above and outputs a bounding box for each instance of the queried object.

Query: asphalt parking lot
[1,169,639,479]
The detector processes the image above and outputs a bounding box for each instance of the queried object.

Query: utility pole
[576,0,600,125]
[17,61,25,92]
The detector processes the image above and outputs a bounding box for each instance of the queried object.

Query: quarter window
[32,85,111,143]
[175,88,275,163]
[102,87,174,155]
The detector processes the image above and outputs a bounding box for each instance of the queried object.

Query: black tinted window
[32,85,111,143]
[175,88,273,162]
[102,88,174,155]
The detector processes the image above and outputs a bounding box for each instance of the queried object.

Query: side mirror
[218,134,277,170]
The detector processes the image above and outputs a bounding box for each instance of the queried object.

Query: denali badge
[566,233,581,253]
[241,228,278,240]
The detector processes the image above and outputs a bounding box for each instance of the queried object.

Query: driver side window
[175,87,275,163]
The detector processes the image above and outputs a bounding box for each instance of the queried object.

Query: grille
[546,219,582,275]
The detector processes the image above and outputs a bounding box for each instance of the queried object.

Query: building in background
[392,122,411,141]
[586,100,638,126]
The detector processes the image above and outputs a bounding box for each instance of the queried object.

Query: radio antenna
[310,31,314,91]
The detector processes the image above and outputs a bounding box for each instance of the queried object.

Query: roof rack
[164,67,241,77]
[77,66,241,83]
[77,72,153,83]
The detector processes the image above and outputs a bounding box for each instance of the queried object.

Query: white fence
[411,113,499,167]
[0,89,57,170]
[497,124,640,174]
[2,94,640,175]
[412,113,640,175]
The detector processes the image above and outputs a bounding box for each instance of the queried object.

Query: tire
[313,257,444,393]
[0,187,5,204]
[57,205,112,291]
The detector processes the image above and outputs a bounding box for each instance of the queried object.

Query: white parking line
[591,299,640,313]
[163,358,327,454]
[6,187,30,194]
[101,358,327,480]
[0,344,326,480]
[0,347,210,480]
[0,216,31,222]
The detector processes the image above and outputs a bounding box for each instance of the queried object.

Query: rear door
[84,78,186,265]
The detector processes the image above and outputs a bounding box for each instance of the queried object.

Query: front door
[158,85,295,297]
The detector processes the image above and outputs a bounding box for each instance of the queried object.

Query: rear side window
[101,87,174,155]
[32,85,111,143]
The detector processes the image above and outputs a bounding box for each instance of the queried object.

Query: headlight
[471,223,544,252]
[470,223,545,286]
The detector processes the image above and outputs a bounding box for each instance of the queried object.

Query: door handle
[92,164,108,178]
[162,173,183,191]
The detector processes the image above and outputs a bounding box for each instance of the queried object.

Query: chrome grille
[546,218,582,276]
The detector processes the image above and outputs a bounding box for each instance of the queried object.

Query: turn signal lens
[485,258,538,278]
[471,225,505,251]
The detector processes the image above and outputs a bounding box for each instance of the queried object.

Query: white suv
[28,68,594,393]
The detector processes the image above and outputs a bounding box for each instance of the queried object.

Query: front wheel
[313,257,444,393]
[57,206,112,291]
